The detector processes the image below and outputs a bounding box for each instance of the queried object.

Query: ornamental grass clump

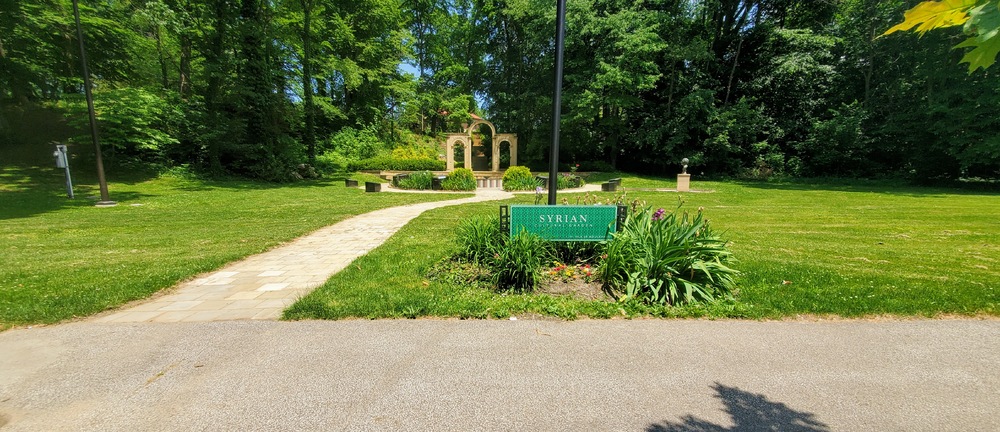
[491,230,552,292]
[396,171,434,190]
[598,203,738,305]
[442,168,477,191]
[455,213,503,264]
[455,213,552,292]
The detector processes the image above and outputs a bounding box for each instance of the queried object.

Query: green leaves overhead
[884,0,1000,71]
[883,0,975,35]
[956,1,1000,71]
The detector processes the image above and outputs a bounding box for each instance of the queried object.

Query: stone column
[677,174,691,192]
[492,139,500,172]
[510,138,518,167]
[445,137,456,171]
[464,141,473,170]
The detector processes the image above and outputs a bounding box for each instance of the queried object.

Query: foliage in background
[59,88,182,166]
[442,167,476,191]
[324,126,387,161]
[599,204,738,305]
[348,156,445,172]
[2,0,1000,182]
[313,152,350,175]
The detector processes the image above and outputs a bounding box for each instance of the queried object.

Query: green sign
[507,205,620,241]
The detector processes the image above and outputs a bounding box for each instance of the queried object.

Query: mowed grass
[0,165,465,329]
[284,200,749,321]
[288,175,999,320]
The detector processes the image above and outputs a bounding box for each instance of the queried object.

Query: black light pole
[548,0,567,205]
[72,0,115,206]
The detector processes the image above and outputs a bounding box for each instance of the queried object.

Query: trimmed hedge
[348,156,445,172]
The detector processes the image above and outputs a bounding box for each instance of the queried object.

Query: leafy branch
[884,0,1000,72]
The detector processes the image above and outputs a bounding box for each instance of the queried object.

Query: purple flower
[652,208,666,221]
[535,186,544,194]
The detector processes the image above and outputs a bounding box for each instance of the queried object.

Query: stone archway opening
[453,141,466,169]
[443,114,517,173]
[472,123,493,171]
[498,140,512,170]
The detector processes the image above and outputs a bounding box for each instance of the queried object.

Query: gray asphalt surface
[1,319,998,431]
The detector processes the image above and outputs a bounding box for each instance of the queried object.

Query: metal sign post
[548,0,567,205]
[53,144,74,198]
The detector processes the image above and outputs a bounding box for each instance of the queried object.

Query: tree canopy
[1,0,997,181]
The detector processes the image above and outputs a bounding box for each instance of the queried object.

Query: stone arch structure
[443,115,517,172]
[493,134,517,172]
[445,135,471,170]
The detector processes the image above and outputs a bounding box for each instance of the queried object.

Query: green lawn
[0,165,464,329]
[288,175,1000,320]
[3,167,998,328]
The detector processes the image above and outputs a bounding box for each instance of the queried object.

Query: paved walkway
[2,320,998,431]
[95,187,515,323]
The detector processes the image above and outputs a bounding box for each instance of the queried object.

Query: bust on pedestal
[677,158,691,192]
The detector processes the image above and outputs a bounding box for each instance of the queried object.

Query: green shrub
[455,213,503,264]
[391,144,439,160]
[326,126,386,160]
[491,230,552,292]
[502,166,539,191]
[348,156,446,171]
[314,152,349,174]
[557,174,585,189]
[62,88,182,164]
[598,204,738,305]
[443,168,477,191]
[396,171,434,190]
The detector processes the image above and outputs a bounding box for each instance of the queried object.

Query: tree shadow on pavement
[646,383,830,432]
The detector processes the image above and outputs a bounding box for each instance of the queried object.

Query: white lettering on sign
[538,214,589,223]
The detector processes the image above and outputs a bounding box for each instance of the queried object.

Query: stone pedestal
[677,174,691,192]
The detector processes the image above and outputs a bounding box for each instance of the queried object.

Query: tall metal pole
[548,0,567,205]
[72,0,114,206]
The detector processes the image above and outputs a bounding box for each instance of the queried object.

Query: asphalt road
[1,319,998,431]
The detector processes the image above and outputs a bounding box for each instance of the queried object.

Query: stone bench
[602,178,621,192]
[365,182,381,192]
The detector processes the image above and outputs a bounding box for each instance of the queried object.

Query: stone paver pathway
[96,188,514,323]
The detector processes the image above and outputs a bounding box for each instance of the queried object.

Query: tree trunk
[204,0,229,173]
[724,35,743,105]
[179,32,191,99]
[155,26,169,90]
[300,0,316,163]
